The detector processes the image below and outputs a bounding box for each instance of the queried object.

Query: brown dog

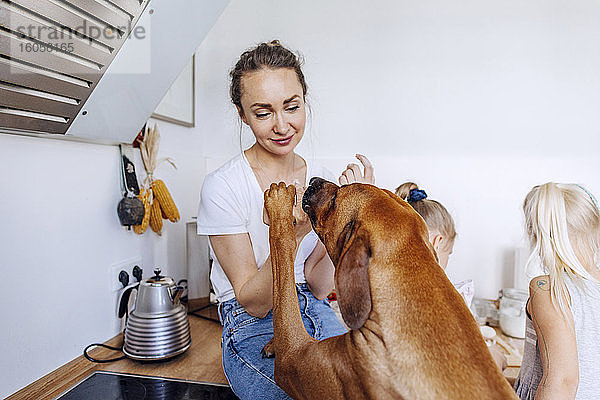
[262,178,518,400]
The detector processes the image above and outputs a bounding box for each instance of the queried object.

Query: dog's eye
[335,218,358,258]
[342,219,356,240]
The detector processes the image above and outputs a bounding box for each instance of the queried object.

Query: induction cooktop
[53,371,238,400]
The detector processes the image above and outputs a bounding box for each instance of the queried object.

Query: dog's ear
[335,224,372,330]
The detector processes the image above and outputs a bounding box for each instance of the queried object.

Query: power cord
[84,271,216,363]
[83,343,126,363]
[179,279,220,323]
[187,303,220,323]
[83,268,140,363]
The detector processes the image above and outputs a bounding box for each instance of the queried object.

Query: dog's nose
[302,185,315,214]
[303,177,329,214]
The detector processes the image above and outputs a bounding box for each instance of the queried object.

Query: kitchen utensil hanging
[117,144,145,229]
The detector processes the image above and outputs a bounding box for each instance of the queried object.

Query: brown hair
[395,182,457,246]
[229,40,307,112]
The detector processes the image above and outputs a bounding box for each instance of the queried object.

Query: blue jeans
[218,283,347,400]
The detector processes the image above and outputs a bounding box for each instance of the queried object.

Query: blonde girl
[514,183,600,400]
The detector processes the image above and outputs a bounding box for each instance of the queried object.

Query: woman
[197,40,373,400]
[514,183,600,399]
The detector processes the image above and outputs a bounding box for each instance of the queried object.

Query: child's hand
[339,154,375,185]
[488,343,508,371]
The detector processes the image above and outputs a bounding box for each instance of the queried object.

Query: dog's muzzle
[302,177,326,214]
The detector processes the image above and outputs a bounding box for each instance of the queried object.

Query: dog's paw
[264,182,296,224]
[261,338,275,358]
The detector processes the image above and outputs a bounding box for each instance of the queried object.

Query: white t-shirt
[197,152,336,302]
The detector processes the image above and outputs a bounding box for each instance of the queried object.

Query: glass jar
[470,298,499,326]
[498,288,528,338]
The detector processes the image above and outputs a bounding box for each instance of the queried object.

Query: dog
[261,178,518,400]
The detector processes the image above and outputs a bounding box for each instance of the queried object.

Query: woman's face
[238,68,306,156]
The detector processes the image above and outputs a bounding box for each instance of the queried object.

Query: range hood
[0,0,229,144]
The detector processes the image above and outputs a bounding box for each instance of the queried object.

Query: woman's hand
[339,154,375,185]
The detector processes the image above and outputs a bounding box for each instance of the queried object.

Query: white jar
[499,288,528,338]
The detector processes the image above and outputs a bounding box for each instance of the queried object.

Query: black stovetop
[54,371,238,400]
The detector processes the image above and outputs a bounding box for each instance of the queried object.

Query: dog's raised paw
[261,339,275,358]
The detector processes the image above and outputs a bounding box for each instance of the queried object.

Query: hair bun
[408,188,427,202]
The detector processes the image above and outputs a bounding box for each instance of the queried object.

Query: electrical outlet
[110,257,142,291]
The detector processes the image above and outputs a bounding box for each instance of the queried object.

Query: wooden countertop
[7,303,523,399]
[7,305,226,400]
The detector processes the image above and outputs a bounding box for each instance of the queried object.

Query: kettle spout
[171,285,184,305]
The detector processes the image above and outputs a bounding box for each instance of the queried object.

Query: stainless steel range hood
[0,0,229,144]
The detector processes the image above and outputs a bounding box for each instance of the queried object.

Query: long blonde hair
[523,182,600,320]
[395,182,456,247]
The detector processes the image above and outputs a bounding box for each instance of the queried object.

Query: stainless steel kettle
[118,268,191,360]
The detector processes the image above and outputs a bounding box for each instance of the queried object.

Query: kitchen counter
[7,304,523,399]
[6,305,226,400]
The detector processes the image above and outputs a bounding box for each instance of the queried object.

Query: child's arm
[529,276,578,400]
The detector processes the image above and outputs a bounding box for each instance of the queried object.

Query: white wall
[0,134,133,396]
[0,129,208,397]
[3,0,600,396]
[0,75,208,400]
[194,0,600,296]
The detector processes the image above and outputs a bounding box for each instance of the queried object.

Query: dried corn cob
[149,194,163,235]
[152,179,180,222]
[133,189,151,234]
[160,201,168,220]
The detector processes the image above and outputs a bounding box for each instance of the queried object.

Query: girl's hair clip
[408,188,427,202]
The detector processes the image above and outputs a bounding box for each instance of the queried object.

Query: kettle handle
[117,283,139,318]
[172,285,184,306]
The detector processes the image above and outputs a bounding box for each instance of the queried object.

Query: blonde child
[394,182,474,301]
[514,183,600,399]
[395,183,456,268]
